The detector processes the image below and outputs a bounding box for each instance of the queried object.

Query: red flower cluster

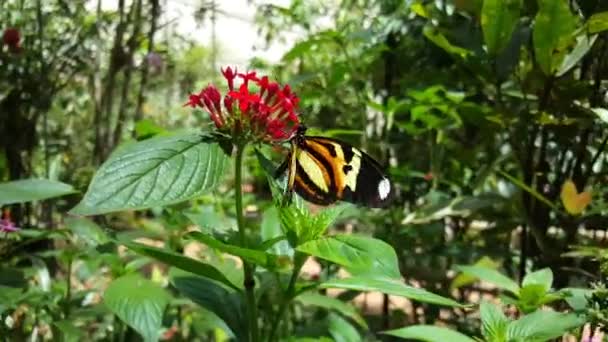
[2,28,21,53]
[185,67,300,142]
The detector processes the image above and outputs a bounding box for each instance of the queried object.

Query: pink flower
[0,210,19,233]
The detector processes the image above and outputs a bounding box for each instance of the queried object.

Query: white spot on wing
[378,178,391,200]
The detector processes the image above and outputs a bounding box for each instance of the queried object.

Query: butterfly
[276,125,392,207]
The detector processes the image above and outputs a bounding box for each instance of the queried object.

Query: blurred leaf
[410,2,429,18]
[65,217,109,247]
[591,107,608,124]
[0,268,26,288]
[321,276,463,307]
[328,313,361,342]
[423,25,472,58]
[53,320,83,342]
[70,132,229,215]
[587,11,608,34]
[261,206,291,255]
[522,268,553,292]
[104,274,170,342]
[451,256,500,290]
[190,307,235,339]
[0,178,76,205]
[556,34,597,76]
[186,231,288,270]
[171,270,247,341]
[518,284,549,313]
[480,302,508,342]
[481,0,522,55]
[297,234,400,278]
[297,292,367,329]
[134,119,166,140]
[455,265,520,295]
[560,179,591,215]
[561,288,592,311]
[383,325,476,342]
[533,0,578,75]
[506,309,585,341]
[124,241,241,290]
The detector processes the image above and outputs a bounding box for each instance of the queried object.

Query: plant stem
[64,257,72,319]
[234,142,259,342]
[268,253,306,342]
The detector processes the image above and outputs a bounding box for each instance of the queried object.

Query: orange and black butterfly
[276,125,392,208]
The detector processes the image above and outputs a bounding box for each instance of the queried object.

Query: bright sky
[94,0,292,70]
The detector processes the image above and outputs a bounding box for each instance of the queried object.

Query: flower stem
[234,142,259,342]
[268,252,306,341]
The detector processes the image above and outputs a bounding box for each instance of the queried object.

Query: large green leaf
[0,178,76,205]
[70,132,229,215]
[506,309,585,341]
[104,274,170,342]
[533,0,578,75]
[321,276,463,307]
[383,325,476,342]
[124,241,241,290]
[587,11,608,34]
[455,265,520,295]
[480,301,508,342]
[296,292,367,329]
[186,231,288,270]
[297,234,400,278]
[481,0,522,55]
[171,270,247,341]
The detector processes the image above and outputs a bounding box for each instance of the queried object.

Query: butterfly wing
[288,136,392,207]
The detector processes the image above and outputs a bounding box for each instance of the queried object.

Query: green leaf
[261,206,291,255]
[321,276,463,307]
[296,292,368,329]
[0,178,76,205]
[522,268,553,292]
[297,234,400,278]
[134,119,166,140]
[423,25,472,58]
[518,284,548,313]
[455,265,520,295]
[561,287,592,311]
[506,309,585,341]
[170,270,247,341]
[451,256,500,290]
[70,132,229,215]
[104,274,170,342]
[383,325,476,342]
[65,217,109,247]
[556,34,597,76]
[481,0,522,55]
[480,301,508,342]
[328,313,361,342]
[533,0,578,75]
[186,231,288,270]
[587,11,608,34]
[124,241,241,290]
[53,320,83,342]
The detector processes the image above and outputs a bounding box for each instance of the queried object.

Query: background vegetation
[1,0,607,341]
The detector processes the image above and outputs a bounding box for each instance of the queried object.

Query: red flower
[2,28,20,47]
[186,67,301,142]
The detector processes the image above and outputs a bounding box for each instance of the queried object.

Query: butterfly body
[279,126,392,208]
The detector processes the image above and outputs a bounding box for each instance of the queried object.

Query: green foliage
[481,0,521,55]
[71,132,229,215]
[0,179,76,205]
[104,274,170,341]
